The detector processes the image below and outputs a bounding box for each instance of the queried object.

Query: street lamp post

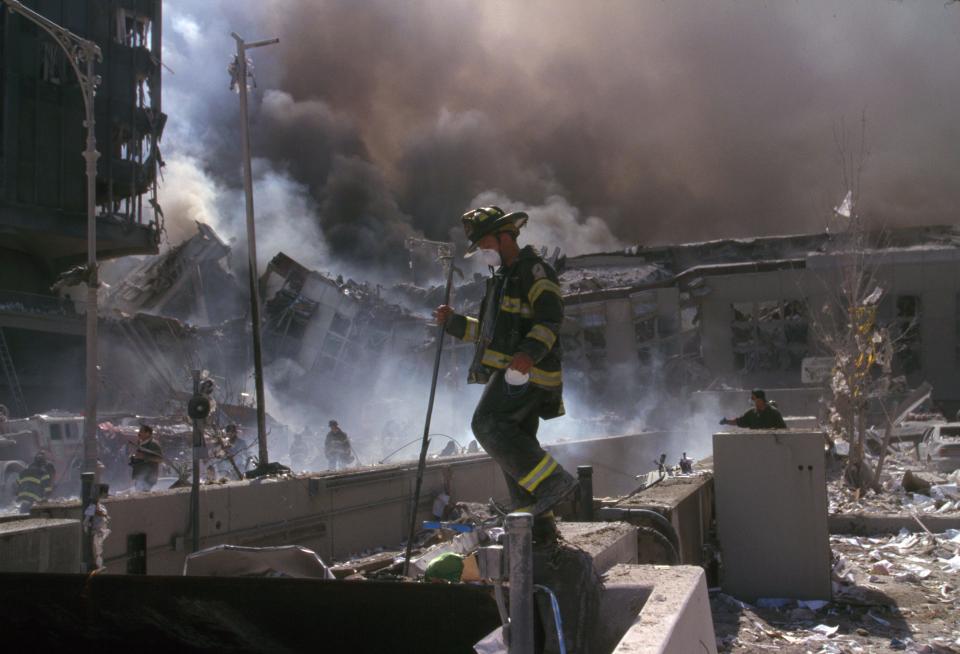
[3,1,102,569]
[229,32,278,470]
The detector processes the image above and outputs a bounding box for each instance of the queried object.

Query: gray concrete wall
[30,432,673,575]
[713,429,831,601]
[0,519,80,573]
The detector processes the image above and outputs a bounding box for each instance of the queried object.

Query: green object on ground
[424,552,464,583]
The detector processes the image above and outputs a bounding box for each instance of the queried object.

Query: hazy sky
[159,1,960,273]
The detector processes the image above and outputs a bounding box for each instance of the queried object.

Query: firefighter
[325,420,354,470]
[434,206,577,541]
[720,389,787,429]
[16,451,55,513]
[129,424,164,491]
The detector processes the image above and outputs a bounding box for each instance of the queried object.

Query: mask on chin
[478,248,502,268]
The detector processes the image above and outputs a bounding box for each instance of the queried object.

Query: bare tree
[810,114,898,492]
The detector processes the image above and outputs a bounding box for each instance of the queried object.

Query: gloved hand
[509,352,534,374]
[434,305,454,325]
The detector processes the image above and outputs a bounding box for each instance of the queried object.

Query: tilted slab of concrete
[597,564,717,654]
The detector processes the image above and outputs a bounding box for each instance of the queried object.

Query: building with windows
[558,225,960,413]
[0,0,165,415]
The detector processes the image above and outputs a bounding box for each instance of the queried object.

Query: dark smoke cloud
[161,0,960,271]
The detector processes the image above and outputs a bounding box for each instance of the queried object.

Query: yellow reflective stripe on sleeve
[17,476,48,485]
[500,296,534,318]
[528,279,562,305]
[481,349,513,369]
[463,317,479,342]
[526,324,557,349]
[16,490,43,502]
[529,367,562,387]
[519,454,559,492]
[480,349,562,387]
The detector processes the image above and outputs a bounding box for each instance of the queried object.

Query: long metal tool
[231,32,279,471]
[403,256,456,576]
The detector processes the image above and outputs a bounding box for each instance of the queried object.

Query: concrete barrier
[597,564,718,654]
[28,432,676,575]
[0,519,80,573]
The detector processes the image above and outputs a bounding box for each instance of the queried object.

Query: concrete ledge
[601,564,717,654]
[829,512,960,536]
[0,519,81,573]
[558,521,638,573]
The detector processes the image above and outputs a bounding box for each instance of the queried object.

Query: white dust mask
[478,248,502,268]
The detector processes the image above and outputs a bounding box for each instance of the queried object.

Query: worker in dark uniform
[130,424,164,491]
[721,389,787,429]
[325,420,354,470]
[16,451,55,513]
[435,206,577,540]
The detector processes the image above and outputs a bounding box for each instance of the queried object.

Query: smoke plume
[160,0,960,274]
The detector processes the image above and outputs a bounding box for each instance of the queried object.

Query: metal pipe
[506,512,534,654]
[80,471,94,571]
[577,465,594,521]
[230,32,278,470]
[3,0,103,569]
[402,256,456,576]
[534,585,567,654]
[190,370,201,553]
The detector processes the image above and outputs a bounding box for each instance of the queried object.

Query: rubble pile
[829,448,960,517]
[713,526,960,652]
[713,438,960,654]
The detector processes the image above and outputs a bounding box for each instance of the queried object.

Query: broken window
[39,41,66,84]
[563,306,607,371]
[330,313,351,337]
[881,294,922,374]
[115,9,152,49]
[731,299,809,372]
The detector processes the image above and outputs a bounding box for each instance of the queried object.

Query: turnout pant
[471,370,561,510]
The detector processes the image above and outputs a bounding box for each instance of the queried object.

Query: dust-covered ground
[712,443,960,653]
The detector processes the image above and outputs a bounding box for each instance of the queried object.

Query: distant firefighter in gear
[16,451,55,513]
[325,420,355,470]
[434,206,577,541]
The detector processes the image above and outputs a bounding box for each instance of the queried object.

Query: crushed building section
[259,252,428,406]
[104,222,245,326]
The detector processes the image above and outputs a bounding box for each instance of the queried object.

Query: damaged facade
[556,225,960,417]
[0,0,166,417]
[259,252,429,408]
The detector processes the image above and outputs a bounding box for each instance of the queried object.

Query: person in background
[130,424,163,491]
[16,450,55,513]
[720,389,787,429]
[325,420,355,470]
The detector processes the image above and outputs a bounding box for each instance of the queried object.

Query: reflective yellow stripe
[16,490,43,502]
[481,349,513,368]
[17,476,48,485]
[519,453,555,490]
[500,296,534,317]
[529,367,562,387]
[519,454,559,492]
[480,348,563,387]
[527,324,557,349]
[528,279,562,305]
[463,317,479,342]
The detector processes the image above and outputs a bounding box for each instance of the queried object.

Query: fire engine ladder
[0,328,27,417]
